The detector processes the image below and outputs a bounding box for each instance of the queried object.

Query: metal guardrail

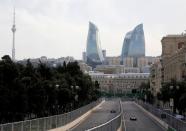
[136,100,186,131]
[85,100,122,131]
[0,99,102,131]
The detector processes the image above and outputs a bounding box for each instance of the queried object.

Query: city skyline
[0,0,186,60]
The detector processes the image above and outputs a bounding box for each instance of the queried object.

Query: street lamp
[170,85,173,89]
[55,84,60,113]
[71,85,79,108]
[75,85,79,90]
[56,84,59,88]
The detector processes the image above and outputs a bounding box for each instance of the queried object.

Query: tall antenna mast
[11,4,16,61]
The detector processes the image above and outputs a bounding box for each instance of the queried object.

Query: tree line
[132,81,154,104]
[135,80,186,115]
[157,79,186,115]
[0,55,100,124]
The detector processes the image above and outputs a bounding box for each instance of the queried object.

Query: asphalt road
[122,101,165,131]
[71,99,120,131]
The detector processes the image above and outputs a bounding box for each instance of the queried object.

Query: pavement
[70,99,120,131]
[122,101,166,131]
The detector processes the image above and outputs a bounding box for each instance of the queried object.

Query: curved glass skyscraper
[86,22,104,67]
[121,24,145,65]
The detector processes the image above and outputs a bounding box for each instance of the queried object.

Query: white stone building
[89,72,149,94]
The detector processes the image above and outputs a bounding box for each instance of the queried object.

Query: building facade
[18,56,75,68]
[106,56,120,65]
[94,65,140,74]
[78,61,92,73]
[123,57,134,67]
[137,57,148,68]
[90,72,149,94]
[150,58,162,96]
[161,34,186,82]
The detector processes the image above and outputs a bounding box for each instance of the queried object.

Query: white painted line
[122,102,127,131]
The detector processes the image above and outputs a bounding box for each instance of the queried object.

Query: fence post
[55,115,57,128]
[12,123,13,131]
[30,120,31,131]
[43,118,46,131]
[21,122,23,131]
[37,119,39,131]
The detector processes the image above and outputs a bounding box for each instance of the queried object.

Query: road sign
[170,98,174,107]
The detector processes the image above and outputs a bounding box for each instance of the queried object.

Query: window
[178,42,184,49]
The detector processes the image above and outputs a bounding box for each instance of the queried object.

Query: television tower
[11,6,16,61]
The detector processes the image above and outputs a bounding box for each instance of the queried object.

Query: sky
[0,0,186,60]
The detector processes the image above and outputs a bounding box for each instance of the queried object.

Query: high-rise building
[121,24,145,66]
[86,22,104,68]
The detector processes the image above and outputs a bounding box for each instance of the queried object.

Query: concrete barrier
[49,100,105,131]
[134,102,168,130]
[117,119,122,131]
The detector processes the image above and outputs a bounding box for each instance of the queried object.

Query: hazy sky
[0,0,186,60]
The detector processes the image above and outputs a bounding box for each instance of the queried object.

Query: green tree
[178,93,186,114]
[0,55,100,123]
[158,80,186,114]
[138,81,154,104]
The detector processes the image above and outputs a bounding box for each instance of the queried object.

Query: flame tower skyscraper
[121,24,145,66]
[86,22,104,68]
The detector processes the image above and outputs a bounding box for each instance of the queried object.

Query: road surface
[71,99,120,131]
[122,101,165,131]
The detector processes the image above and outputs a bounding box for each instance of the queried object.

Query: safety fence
[0,99,102,131]
[136,100,186,131]
[85,100,122,131]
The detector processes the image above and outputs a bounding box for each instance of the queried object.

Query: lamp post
[71,85,79,108]
[75,86,79,108]
[55,84,60,113]
[169,85,179,114]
